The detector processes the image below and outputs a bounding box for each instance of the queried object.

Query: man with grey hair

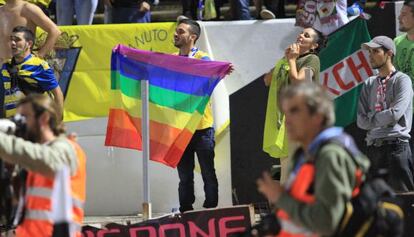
[258,82,369,236]
[357,36,414,192]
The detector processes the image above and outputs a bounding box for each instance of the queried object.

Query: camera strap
[5,58,19,90]
[5,57,45,95]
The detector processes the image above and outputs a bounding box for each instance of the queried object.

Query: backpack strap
[314,133,366,197]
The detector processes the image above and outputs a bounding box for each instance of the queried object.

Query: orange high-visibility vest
[275,163,319,237]
[275,161,363,237]
[15,139,86,237]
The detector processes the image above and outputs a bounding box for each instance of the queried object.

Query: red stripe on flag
[105,109,195,167]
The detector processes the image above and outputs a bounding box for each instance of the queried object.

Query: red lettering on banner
[130,226,157,237]
[97,228,121,237]
[323,72,341,95]
[219,216,246,237]
[346,51,373,83]
[189,219,215,237]
[159,223,185,237]
[333,62,355,91]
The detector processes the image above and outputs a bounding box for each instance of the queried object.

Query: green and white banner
[319,18,372,126]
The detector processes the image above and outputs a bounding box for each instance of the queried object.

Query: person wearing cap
[357,36,414,192]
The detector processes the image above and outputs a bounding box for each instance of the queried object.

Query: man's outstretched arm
[24,3,61,58]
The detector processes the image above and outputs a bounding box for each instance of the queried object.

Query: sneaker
[177,15,189,22]
[260,9,275,20]
[179,205,193,213]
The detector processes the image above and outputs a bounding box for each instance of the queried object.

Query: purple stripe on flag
[113,44,231,79]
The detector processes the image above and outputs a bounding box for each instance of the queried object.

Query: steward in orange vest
[0,94,86,237]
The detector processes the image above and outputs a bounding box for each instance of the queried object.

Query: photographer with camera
[0,26,63,121]
[257,83,372,236]
[0,93,86,237]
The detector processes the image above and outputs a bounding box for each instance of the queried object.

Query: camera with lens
[0,114,27,138]
[239,213,281,237]
[0,114,27,233]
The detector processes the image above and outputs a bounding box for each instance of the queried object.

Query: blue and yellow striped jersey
[1,54,58,118]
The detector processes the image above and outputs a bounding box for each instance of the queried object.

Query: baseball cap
[361,36,396,55]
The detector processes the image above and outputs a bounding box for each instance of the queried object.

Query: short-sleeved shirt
[1,54,58,117]
[394,34,414,85]
[297,53,321,81]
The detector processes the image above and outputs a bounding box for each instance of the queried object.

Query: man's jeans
[235,0,252,20]
[367,141,414,192]
[56,0,98,25]
[111,7,151,23]
[177,127,218,213]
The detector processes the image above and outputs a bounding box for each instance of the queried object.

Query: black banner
[82,205,254,237]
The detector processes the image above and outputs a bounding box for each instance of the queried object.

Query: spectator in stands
[229,0,277,20]
[254,0,286,19]
[296,0,348,35]
[55,0,98,25]
[0,26,64,120]
[357,36,414,192]
[104,0,151,23]
[263,27,326,182]
[0,0,61,63]
[180,0,198,20]
[231,0,251,19]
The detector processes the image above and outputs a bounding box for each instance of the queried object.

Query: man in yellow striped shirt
[174,19,218,213]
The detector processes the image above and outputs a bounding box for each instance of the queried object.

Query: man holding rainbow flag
[173,19,232,213]
[105,19,232,214]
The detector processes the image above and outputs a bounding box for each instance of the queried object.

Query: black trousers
[177,127,218,213]
[367,141,414,192]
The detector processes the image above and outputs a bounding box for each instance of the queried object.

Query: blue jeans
[177,127,218,212]
[367,141,414,192]
[235,0,253,20]
[56,0,98,25]
[109,7,151,23]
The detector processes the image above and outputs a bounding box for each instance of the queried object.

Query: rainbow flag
[105,45,231,167]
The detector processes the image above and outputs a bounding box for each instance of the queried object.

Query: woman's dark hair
[311,28,328,54]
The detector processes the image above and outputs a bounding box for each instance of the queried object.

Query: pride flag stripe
[113,57,221,96]
[111,90,207,129]
[113,73,210,113]
[114,45,230,78]
[105,109,196,167]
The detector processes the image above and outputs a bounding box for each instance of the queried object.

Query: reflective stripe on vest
[276,163,319,236]
[25,187,85,221]
[276,210,318,237]
[25,209,51,221]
